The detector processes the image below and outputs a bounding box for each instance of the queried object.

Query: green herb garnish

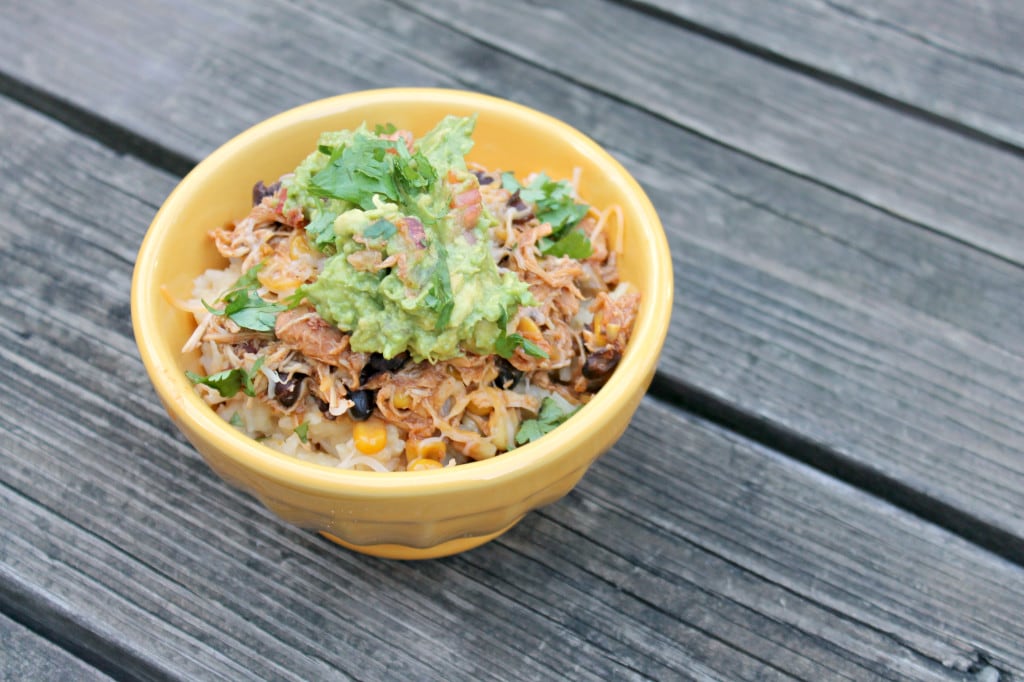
[363,219,398,240]
[309,135,399,210]
[515,397,581,445]
[540,228,592,259]
[495,307,549,360]
[502,172,591,258]
[294,421,309,443]
[202,263,286,332]
[425,243,455,331]
[186,357,265,398]
[305,210,339,252]
[308,131,439,221]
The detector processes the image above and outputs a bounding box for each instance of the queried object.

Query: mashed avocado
[284,115,533,362]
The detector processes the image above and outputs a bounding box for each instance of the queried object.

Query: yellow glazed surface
[131,88,673,559]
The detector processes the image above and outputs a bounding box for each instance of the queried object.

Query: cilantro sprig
[363,219,398,241]
[309,132,438,217]
[305,210,339,252]
[186,357,265,398]
[424,243,455,331]
[515,397,581,445]
[203,263,285,332]
[502,172,592,259]
[494,308,548,360]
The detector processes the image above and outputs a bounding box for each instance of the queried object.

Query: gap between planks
[645,374,1024,568]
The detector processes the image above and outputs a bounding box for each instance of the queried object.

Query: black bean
[252,180,281,206]
[312,394,336,420]
[507,190,534,223]
[348,389,376,421]
[507,190,527,211]
[273,373,306,408]
[582,348,621,382]
[359,351,409,385]
[493,358,523,390]
[471,169,495,185]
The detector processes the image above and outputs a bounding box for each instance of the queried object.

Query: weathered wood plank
[0,612,112,682]
[832,0,1024,73]
[398,0,1024,264]
[4,0,1024,263]
[3,0,1023,557]
[2,90,1024,680]
[621,0,1024,149]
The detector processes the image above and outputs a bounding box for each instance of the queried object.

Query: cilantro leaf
[306,210,339,251]
[501,172,591,259]
[186,357,265,398]
[283,287,307,310]
[294,421,309,443]
[501,333,547,359]
[501,171,521,194]
[494,307,549,360]
[374,122,398,136]
[308,134,399,209]
[203,263,286,332]
[186,368,245,397]
[363,219,397,240]
[519,337,548,358]
[224,295,285,332]
[514,172,590,238]
[427,244,455,331]
[540,228,592,259]
[231,262,264,290]
[515,397,581,445]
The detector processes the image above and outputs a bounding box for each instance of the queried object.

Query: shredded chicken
[186,163,639,470]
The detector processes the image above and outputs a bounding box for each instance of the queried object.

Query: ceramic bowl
[132,88,672,559]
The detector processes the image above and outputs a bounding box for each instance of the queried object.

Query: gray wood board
[1,0,1022,555]
[622,0,1024,149]
[2,89,1024,682]
[0,612,112,682]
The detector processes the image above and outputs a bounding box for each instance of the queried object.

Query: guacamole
[284,115,533,362]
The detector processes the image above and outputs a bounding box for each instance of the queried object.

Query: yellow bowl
[131,88,673,559]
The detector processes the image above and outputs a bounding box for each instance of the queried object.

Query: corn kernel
[290,233,313,260]
[605,322,621,343]
[591,311,606,347]
[405,437,446,461]
[466,395,491,416]
[407,457,443,471]
[465,440,497,460]
[517,317,542,340]
[353,418,387,454]
[392,391,413,410]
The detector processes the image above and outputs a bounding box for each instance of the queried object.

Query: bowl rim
[131,87,673,496]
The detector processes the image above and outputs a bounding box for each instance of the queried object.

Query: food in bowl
[176,114,640,472]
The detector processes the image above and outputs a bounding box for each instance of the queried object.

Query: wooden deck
[1,1,1022,679]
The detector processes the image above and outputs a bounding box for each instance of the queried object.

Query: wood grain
[1,0,1022,557]
[4,0,1024,263]
[619,0,1024,149]
[0,612,112,682]
[1,92,1023,680]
